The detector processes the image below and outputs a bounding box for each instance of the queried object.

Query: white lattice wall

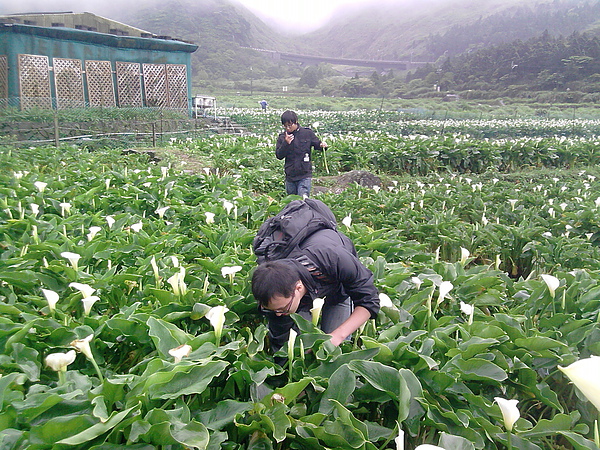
[13,54,189,111]
[167,64,188,109]
[18,54,52,109]
[143,63,168,108]
[54,58,85,108]
[85,60,116,107]
[0,55,8,105]
[116,61,142,107]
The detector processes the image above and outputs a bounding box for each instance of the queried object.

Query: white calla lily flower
[169,344,192,363]
[205,212,215,224]
[155,206,170,218]
[106,215,115,228]
[87,226,102,241]
[81,295,100,316]
[59,202,71,217]
[61,251,81,271]
[70,334,94,360]
[436,281,453,306]
[342,214,352,227]
[221,265,242,277]
[206,305,229,344]
[41,289,59,312]
[460,301,474,325]
[34,181,47,193]
[167,267,187,297]
[395,428,404,450]
[415,446,446,450]
[223,200,234,214]
[379,292,394,308]
[287,328,297,361]
[150,256,160,283]
[495,397,520,431]
[558,356,600,411]
[310,297,325,326]
[160,166,169,180]
[31,225,39,244]
[460,247,470,265]
[130,222,143,233]
[45,350,76,372]
[71,334,104,381]
[69,282,95,298]
[540,274,560,298]
[222,265,242,284]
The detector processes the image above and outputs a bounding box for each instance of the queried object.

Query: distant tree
[341,78,377,97]
[298,66,321,88]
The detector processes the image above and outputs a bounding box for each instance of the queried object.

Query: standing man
[251,220,380,360]
[259,99,268,112]
[276,110,327,198]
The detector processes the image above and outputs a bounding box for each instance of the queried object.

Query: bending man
[252,226,380,359]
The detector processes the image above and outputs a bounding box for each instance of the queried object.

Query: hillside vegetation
[304,0,600,60]
[113,0,600,102]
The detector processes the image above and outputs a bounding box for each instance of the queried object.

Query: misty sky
[0,0,375,33]
[237,0,373,33]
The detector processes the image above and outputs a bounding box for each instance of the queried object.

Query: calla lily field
[1,109,600,449]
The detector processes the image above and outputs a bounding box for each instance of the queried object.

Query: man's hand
[328,306,371,347]
[328,333,345,347]
[321,142,328,150]
[285,133,294,144]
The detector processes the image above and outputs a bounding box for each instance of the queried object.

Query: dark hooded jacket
[266,228,380,354]
[276,126,324,182]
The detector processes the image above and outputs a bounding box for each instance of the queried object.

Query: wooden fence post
[54,113,60,148]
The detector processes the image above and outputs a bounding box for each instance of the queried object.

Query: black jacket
[266,229,380,353]
[276,126,324,182]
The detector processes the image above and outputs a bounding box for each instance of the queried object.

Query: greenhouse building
[0,12,198,113]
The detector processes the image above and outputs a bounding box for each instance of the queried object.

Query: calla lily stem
[90,357,104,383]
[378,421,399,450]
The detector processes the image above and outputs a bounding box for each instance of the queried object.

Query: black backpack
[253,199,337,264]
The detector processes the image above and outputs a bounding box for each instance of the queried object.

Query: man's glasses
[260,291,296,315]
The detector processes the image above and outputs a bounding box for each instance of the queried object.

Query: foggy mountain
[301,0,600,61]
[3,0,598,82]
[110,0,600,75]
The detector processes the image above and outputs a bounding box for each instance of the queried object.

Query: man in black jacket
[276,110,327,197]
[252,227,380,357]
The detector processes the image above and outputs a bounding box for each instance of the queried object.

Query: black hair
[251,261,299,307]
[280,110,298,125]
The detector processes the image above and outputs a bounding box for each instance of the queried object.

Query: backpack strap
[295,254,335,284]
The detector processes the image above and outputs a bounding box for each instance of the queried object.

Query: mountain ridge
[301,0,599,60]
[11,0,595,95]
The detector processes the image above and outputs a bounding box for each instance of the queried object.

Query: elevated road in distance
[245,48,431,72]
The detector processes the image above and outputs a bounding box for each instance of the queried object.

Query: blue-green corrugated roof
[0,22,198,53]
